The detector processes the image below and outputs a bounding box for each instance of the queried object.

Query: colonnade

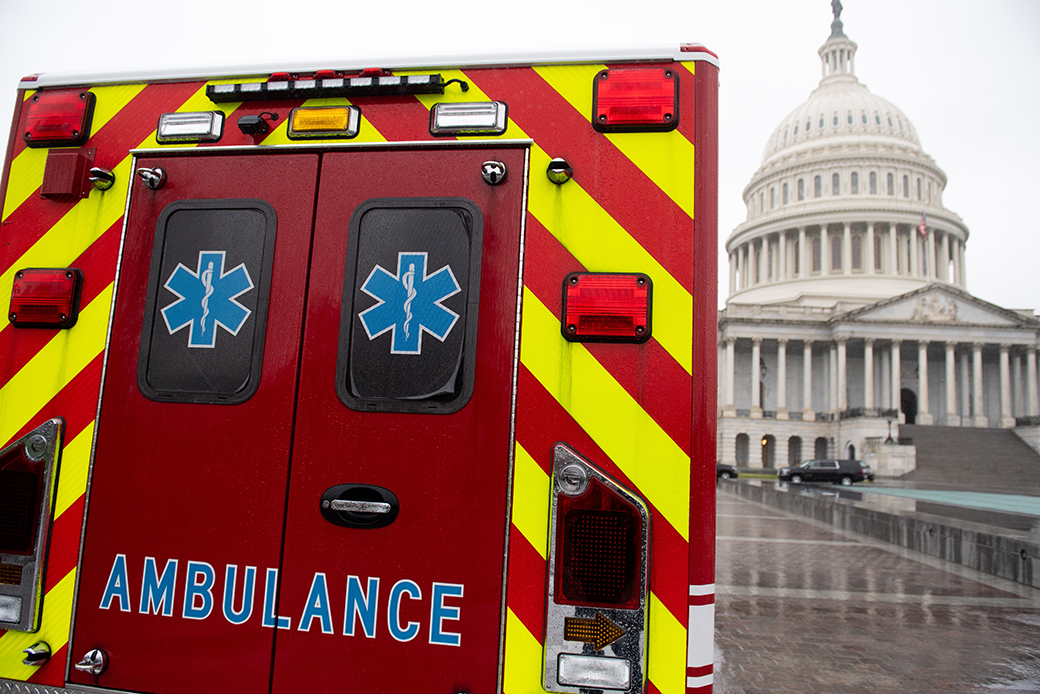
[719,337,1040,428]
[728,222,966,293]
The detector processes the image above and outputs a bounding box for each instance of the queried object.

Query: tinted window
[337,198,482,413]
[138,199,276,404]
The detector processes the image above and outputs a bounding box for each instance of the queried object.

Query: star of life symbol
[161,251,254,348]
[358,252,461,355]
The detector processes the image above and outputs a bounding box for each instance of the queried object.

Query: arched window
[770,187,776,208]
[917,177,922,200]
[851,172,859,194]
[887,173,894,196]
[847,112,853,124]
[869,171,877,194]
[760,192,765,213]
[798,178,805,201]
[783,182,789,204]
[819,116,824,129]
[832,113,838,126]
[903,175,909,197]
[832,173,840,195]
[831,234,842,271]
[851,234,862,270]
[814,175,822,198]
[735,434,749,466]
[861,112,867,124]
[806,119,811,132]
[875,113,881,125]
[788,436,803,467]
[812,235,821,273]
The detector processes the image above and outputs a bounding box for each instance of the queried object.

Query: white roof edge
[20,45,718,89]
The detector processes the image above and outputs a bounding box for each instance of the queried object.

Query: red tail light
[562,273,652,343]
[8,268,83,329]
[592,68,678,132]
[23,90,96,148]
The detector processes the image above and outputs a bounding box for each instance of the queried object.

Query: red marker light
[591,68,678,132]
[562,273,652,343]
[8,268,83,328]
[23,91,96,148]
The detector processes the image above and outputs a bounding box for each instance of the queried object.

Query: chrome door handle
[329,499,391,514]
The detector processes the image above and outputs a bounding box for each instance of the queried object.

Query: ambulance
[0,45,718,694]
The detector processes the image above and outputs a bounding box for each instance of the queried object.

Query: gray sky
[2,0,1038,313]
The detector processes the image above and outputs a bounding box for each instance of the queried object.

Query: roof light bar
[288,106,361,140]
[430,101,508,136]
[206,72,464,103]
[23,90,96,148]
[156,111,224,143]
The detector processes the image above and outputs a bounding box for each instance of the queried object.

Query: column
[864,338,875,410]
[803,340,814,419]
[779,231,788,281]
[892,340,903,422]
[740,244,748,288]
[940,231,949,282]
[729,252,737,295]
[1000,344,1015,428]
[959,351,971,420]
[756,240,764,285]
[931,225,940,278]
[972,342,987,427]
[842,223,852,275]
[866,222,875,275]
[917,340,933,425]
[1027,346,1039,417]
[837,338,848,411]
[945,342,960,426]
[751,338,762,418]
[829,343,838,415]
[723,337,736,416]
[889,225,899,275]
[910,225,919,277]
[1012,351,1023,416]
[880,346,891,410]
[776,338,789,420]
[959,239,967,286]
[799,227,808,278]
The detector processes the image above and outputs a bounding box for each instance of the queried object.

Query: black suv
[777,459,872,486]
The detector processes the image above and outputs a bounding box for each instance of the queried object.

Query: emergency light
[561,273,652,343]
[430,102,508,136]
[591,68,678,132]
[8,268,83,329]
[288,106,361,140]
[207,72,465,103]
[23,90,96,148]
[156,111,224,143]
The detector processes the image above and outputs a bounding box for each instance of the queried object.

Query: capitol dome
[725,10,969,308]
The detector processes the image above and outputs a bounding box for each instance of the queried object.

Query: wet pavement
[713,491,1040,693]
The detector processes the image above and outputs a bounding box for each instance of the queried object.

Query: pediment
[838,286,1033,327]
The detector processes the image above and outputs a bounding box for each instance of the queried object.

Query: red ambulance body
[0,46,718,694]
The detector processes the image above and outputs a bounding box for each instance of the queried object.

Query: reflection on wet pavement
[714,492,1040,693]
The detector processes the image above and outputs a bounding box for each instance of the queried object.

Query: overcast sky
[2,0,1038,313]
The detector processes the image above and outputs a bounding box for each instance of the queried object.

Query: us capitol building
[717,6,1040,474]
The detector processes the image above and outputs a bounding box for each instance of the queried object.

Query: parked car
[717,463,739,480]
[777,459,872,486]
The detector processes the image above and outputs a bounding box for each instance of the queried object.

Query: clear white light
[557,654,631,691]
[378,76,401,86]
[213,84,235,94]
[157,112,224,142]
[294,80,316,89]
[407,74,432,84]
[240,82,263,93]
[431,102,508,135]
[0,596,21,624]
[350,77,372,87]
[322,78,345,88]
[267,81,289,91]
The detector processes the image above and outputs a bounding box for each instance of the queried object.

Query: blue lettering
[223,565,256,625]
[429,583,464,646]
[298,573,333,634]
[100,554,131,612]
[140,557,178,616]
[344,575,379,638]
[387,579,421,642]
[262,568,292,629]
[183,561,215,620]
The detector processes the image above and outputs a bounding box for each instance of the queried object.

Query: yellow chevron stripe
[414,71,692,374]
[0,568,75,680]
[0,286,111,446]
[520,288,690,541]
[649,591,688,694]
[510,442,551,560]
[525,145,692,374]
[533,64,696,219]
[54,421,94,518]
[259,98,388,146]
[3,84,147,222]
[503,608,545,694]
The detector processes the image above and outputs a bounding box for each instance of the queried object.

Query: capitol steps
[899,424,1040,492]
